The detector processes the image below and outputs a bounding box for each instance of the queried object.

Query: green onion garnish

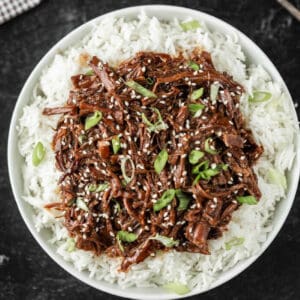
[76,197,89,211]
[117,230,137,243]
[112,135,121,154]
[153,189,176,212]
[117,236,124,252]
[175,189,191,211]
[96,183,109,192]
[150,234,179,247]
[154,149,168,174]
[66,238,76,252]
[88,183,109,192]
[146,77,154,85]
[267,168,287,189]
[210,83,220,103]
[236,195,258,205]
[204,137,218,154]
[142,107,168,133]
[84,110,102,130]
[249,91,272,103]
[180,20,201,31]
[189,150,204,164]
[126,80,157,98]
[193,162,228,184]
[85,70,94,76]
[114,201,121,213]
[191,87,204,100]
[192,160,209,175]
[188,61,200,71]
[32,141,46,166]
[225,237,245,250]
[116,230,138,252]
[120,156,135,184]
[198,168,220,180]
[87,184,97,192]
[188,103,205,117]
[164,282,190,295]
[78,134,86,144]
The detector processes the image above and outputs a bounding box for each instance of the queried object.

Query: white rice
[17,12,297,291]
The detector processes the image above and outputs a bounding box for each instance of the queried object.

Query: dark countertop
[0,0,299,299]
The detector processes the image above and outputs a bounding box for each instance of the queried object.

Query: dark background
[0,0,299,299]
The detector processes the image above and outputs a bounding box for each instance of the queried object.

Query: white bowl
[8,5,300,300]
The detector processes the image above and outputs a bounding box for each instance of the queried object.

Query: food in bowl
[17,12,296,294]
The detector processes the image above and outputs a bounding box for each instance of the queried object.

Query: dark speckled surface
[0,0,299,299]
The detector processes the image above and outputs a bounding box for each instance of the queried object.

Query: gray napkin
[0,0,42,25]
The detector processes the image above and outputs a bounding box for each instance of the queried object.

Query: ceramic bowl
[8,5,300,300]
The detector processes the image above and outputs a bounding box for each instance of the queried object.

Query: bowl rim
[7,4,300,300]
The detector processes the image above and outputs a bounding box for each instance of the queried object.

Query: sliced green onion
[189,150,204,164]
[225,237,245,250]
[66,238,76,252]
[126,80,157,98]
[84,110,102,130]
[150,234,179,247]
[120,156,135,184]
[87,183,97,192]
[78,134,86,144]
[117,236,124,252]
[112,135,121,154]
[76,197,89,211]
[236,195,258,205]
[188,61,199,71]
[32,141,46,166]
[153,189,176,212]
[191,87,204,100]
[199,168,220,180]
[249,91,272,103]
[154,149,168,174]
[164,282,190,295]
[192,160,209,175]
[267,168,287,189]
[221,163,229,171]
[95,183,109,192]
[114,201,121,213]
[117,230,137,243]
[88,182,109,192]
[146,77,154,85]
[85,70,94,76]
[210,83,220,103]
[188,103,205,117]
[142,107,168,133]
[204,137,218,154]
[193,163,228,185]
[175,189,191,211]
[180,20,201,31]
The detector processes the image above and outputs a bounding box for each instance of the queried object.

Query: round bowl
[8,5,300,300]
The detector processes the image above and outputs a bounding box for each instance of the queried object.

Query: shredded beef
[43,50,263,271]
